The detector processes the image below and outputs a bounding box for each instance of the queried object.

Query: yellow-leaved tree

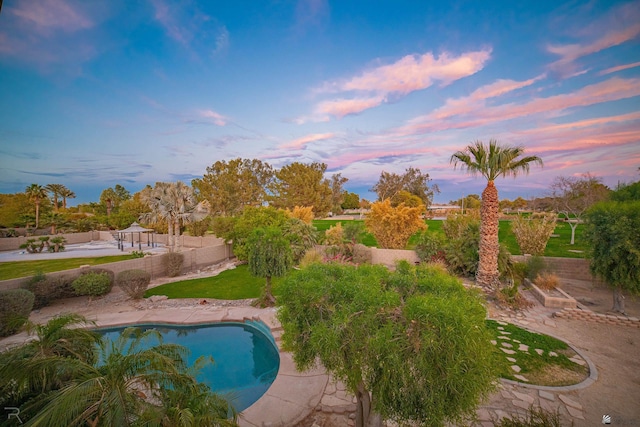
[285,206,314,224]
[365,199,427,249]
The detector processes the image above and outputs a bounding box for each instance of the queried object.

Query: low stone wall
[554,308,640,328]
[370,247,419,267]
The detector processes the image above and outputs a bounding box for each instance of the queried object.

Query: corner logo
[602,414,611,424]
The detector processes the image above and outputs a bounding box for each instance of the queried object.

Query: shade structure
[116,222,155,251]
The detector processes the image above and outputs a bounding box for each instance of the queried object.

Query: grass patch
[313,218,587,257]
[486,320,588,386]
[144,264,276,300]
[0,255,135,281]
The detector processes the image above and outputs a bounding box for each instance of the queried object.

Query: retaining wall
[554,308,640,328]
[511,255,602,283]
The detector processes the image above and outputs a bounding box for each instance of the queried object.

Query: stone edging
[554,307,640,327]
[491,320,598,392]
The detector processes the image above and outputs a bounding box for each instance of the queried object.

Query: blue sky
[1,0,639,206]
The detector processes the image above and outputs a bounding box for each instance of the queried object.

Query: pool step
[270,326,284,344]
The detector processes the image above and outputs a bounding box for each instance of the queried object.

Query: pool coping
[2,306,328,427]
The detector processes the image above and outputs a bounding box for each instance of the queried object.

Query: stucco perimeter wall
[0,231,102,251]
[0,243,234,292]
[511,255,603,283]
[370,247,419,268]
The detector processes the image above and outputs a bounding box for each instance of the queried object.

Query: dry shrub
[352,243,372,264]
[324,222,344,246]
[164,252,184,277]
[116,269,151,299]
[286,206,314,224]
[511,213,557,256]
[534,272,560,290]
[299,248,324,267]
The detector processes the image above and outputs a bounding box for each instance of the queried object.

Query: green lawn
[486,320,588,386]
[313,218,588,258]
[145,264,273,300]
[0,255,135,281]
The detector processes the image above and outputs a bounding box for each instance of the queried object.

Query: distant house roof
[117,222,154,233]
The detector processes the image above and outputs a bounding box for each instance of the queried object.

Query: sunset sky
[1,0,639,205]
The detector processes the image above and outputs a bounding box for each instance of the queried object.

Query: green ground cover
[144,264,274,300]
[0,255,134,281]
[485,320,588,386]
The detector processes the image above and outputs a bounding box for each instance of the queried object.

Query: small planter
[526,279,577,309]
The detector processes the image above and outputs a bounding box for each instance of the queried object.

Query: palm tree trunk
[167,219,174,251]
[35,201,40,229]
[174,220,181,251]
[477,180,500,289]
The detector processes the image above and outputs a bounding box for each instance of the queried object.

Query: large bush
[72,271,113,297]
[116,269,151,299]
[23,272,76,309]
[414,230,446,263]
[511,213,556,256]
[164,252,184,277]
[365,199,427,249]
[0,289,34,337]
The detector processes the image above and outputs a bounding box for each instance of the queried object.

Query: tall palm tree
[450,140,543,288]
[45,184,65,211]
[25,184,48,229]
[59,186,76,210]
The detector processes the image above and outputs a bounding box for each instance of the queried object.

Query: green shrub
[164,252,184,277]
[23,273,77,309]
[414,231,445,263]
[72,271,112,297]
[0,289,35,337]
[116,269,151,299]
[493,406,570,426]
[526,255,548,279]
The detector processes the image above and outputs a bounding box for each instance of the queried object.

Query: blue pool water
[97,322,280,411]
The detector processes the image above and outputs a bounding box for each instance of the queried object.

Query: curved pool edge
[89,306,329,427]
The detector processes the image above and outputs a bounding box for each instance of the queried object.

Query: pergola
[116,222,156,251]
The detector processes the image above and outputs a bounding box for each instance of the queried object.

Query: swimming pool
[97,321,280,411]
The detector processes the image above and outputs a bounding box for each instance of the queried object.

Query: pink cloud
[327,146,441,170]
[315,95,387,119]
[199,110,228,126]
[301,48,492,122]
[599,61,640,75]
[399,77,640,136]
[280,132,337,149]
[547,22,640,77]
[340,49,491,94]
[10,0,93,33]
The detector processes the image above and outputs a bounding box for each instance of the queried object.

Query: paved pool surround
[2,306,327,427]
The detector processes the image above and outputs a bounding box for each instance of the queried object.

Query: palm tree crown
[25,184,48,229]
[450,139,543,182]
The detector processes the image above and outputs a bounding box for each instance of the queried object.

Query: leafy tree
[365,199,426,249]
[610,180,640,202]
[451,194,481,211]
[268,162,332,217]
[390,190,423,208]
[99,185,131,216]
[192,158,273,216]
[341,191,360,210]
[511,213,557,256]
[247,226,293,306]
[584,199,640,314]
[213,206,289,261]
[451,140,543,288]
[0,193,31,228]
[330,173,348,214]
[371,167,438,208]
[549,173,610,244]
[277,262,498,427]
[25,184,48,229]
